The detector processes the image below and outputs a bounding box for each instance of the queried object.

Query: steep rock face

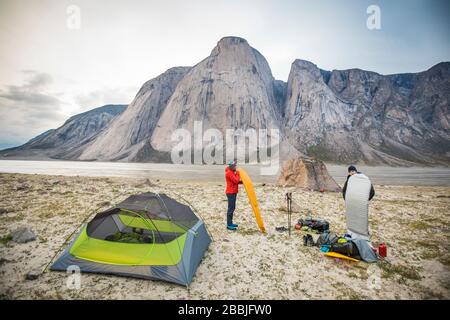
[3,36,449,166]
[273,80,287,116]
[284,60,450,165]
[276,157,341,191]
[284,60,356,161]
[0,104,126,159]
[79,67,190,161]
[151,37,282,153]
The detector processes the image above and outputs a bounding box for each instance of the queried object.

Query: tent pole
[162,188,215,242]
[41,201,108,274]
[289,193,292,237]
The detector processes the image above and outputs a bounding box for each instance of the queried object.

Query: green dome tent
[51,192,211,286]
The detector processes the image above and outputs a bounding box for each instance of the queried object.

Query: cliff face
[284,60,450,165]
[79,67,190,161]
[151,37,282,153]
[0,104,126,159]
[3,37,449,165]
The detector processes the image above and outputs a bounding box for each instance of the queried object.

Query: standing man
[225,160,242,231]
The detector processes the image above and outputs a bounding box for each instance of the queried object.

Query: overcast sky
[0,0,449,149]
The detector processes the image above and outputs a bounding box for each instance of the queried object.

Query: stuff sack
[330,241,361,259]
[298,218,330,233]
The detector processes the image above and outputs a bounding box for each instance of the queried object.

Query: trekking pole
[289,193,292,237]
[286,193,292,237]
[289,193,292,236]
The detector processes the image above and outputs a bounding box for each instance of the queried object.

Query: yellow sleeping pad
[237,168,266,233]
[324,251,360,262]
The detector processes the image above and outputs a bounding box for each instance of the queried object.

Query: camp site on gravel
[0,0,449,304]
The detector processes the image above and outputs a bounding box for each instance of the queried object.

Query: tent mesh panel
[86,193,199,244]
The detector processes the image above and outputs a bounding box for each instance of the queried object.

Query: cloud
[0,70,60,105]
[0,70,135,148]
[0,70,67,146]
[21,70,53,89]
[0,86,60,105]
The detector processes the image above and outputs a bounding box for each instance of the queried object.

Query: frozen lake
[0,159,449,186]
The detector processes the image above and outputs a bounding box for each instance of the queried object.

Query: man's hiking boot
[227,225,237,231]
[303,234,315,246]
[230,223,238,228]
[307,234,315,246]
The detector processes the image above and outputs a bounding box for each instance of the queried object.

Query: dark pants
[226,193,237,226]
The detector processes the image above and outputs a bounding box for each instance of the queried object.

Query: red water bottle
[378,243,387,258]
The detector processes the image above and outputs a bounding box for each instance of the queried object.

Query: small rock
[11,227,37,243]
[98,201,111,207]
[15,184,30,191]
[134,179,156,188]
[25,270,41,280]
[0,208,9,215]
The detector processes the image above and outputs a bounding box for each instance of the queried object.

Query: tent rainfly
[51,192,211,286]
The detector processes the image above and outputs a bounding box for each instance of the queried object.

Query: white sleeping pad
[345,173,371,239]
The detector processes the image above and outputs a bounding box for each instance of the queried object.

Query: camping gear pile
[280,171,382,263]
[282,192,381,263]
[299,226,380,263]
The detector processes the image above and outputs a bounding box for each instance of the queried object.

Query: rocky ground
[0,173,449,300]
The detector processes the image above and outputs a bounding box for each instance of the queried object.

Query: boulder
[277,157,341,192]
[134,178,156,188]
[25,270,41,280]
[11,227,37,243]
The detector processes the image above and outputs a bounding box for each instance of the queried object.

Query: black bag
[310,220,329,233]
[330,242,361,259]
[298,218,329,233]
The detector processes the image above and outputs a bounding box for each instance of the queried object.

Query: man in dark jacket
[342,165,375,200]
[225,160,242,231]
